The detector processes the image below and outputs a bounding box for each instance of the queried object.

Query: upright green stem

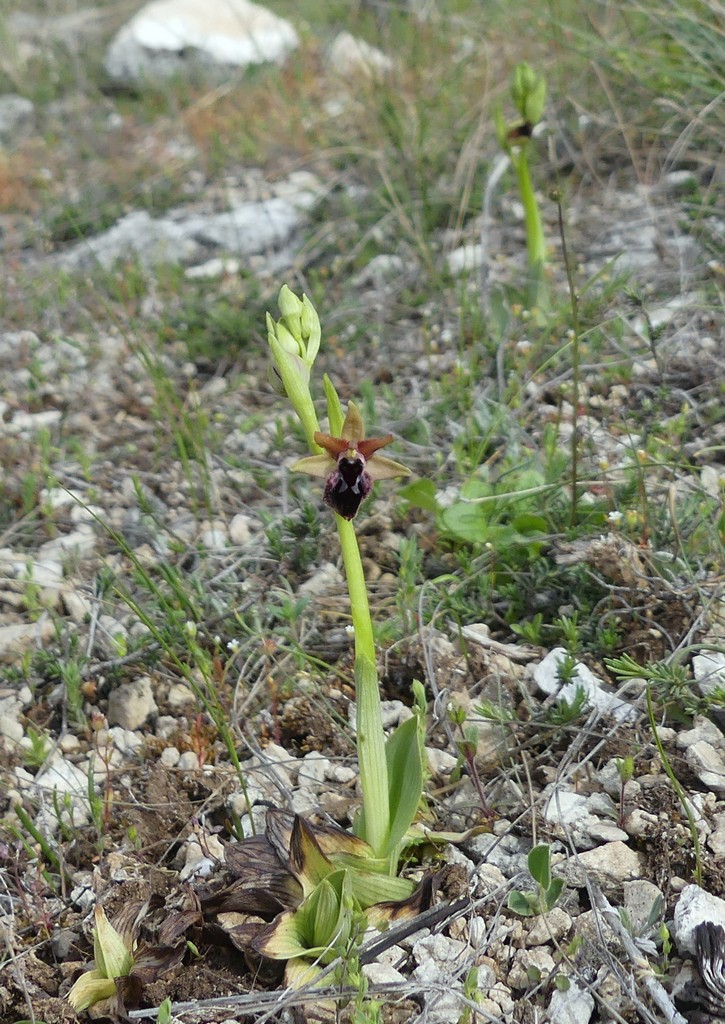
[514,152,548,310]
[268,298,392,859]
[336,518,374,662]
[337,516,390,858]
[515,154,546,268]
[554,194,580,526]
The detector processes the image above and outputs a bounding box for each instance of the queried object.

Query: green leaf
[399,478,439,514]
[66,970,117,1011]
[354,654,390,858]
[440,502,488,543]
[545,878,564,908]
[309,878,344,948]
[507,890,535,916]
[157,997,172,1024]
[254,909,312,960]
[493,105,509,152]
[284,957,324,990]
[288,816,335,895]
[93,906,134,980]
[383,715,425,858]
[527,844,552,889]
[347,866,415,906]
[511,512,548,535]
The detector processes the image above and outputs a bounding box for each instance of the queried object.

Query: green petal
[277,284,303,321]
[341,402,365,444]
[367,455,411,480]
[301,295,321,364]
[290,454,333,478]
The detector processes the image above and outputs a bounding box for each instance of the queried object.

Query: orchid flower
[291,402,410,520]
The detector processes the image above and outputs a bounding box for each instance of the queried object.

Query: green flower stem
[268,336,320,452]
[513,151,548,309]
[269,295,391,859]
[515,153,545,266]
[337,516,389,857]
[336,518,374,662]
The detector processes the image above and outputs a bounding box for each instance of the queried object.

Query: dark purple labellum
[324,456,373,520]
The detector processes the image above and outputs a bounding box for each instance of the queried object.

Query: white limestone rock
[532,647,637,723]
[526,907,572,946]
[0,617,55,664]
[446,243,484,275]
[546,981,595,1024]
[542,786,627,849]
[328,32,393,78]
[560,841,644,888]
[107,676,158,730]
[508,946,556,988]
[693,651,725,697]
[0,94,34,139]
[60,210,201,271]
[298,750,328,789]
[105,0,299,86]
[35,753,93,829]
[622,879,664,935]
[674,884,725,955]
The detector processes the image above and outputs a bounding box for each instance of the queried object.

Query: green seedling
[554,612,581,656]
[458,965,484,1024]
[495,62,549,310]
[617,892,664,955]
[157,997,173,1024]
[545,685,588,727]
[507,843,564,916]
[67,904,184,1014]
[23,726,51,768]
[511,612,544,644]
[448,703,495,819]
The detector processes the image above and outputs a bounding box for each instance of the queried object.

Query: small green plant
[448,701,495,819]
[507,843,564,916]
[545,685,588,727]
[555,651,579,686]
[458,965,484,1024]
[157,997,173,1024]
[607,653,705,884]
[495,62,549,310]
[617,892,665,956]
[23,726,51,769]
[554,612,582,656]
[511,612,544,644]
[67,904,183,1013]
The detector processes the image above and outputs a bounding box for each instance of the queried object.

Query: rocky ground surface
[1,3,725,1024]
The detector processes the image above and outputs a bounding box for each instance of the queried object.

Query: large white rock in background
[105,0,299,86]
[328,32,393,78]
